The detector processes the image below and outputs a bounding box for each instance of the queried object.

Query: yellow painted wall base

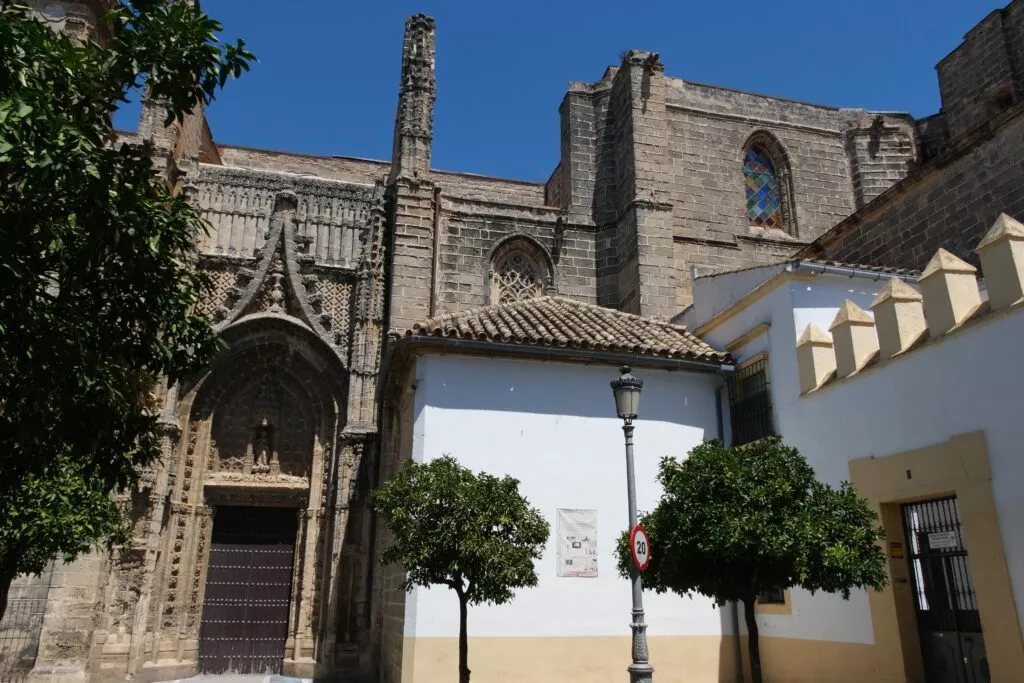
[401,634,879,683]
[743,635,895,683]
[403,635,737,683]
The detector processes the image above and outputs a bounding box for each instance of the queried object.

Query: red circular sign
[629,525,652,571]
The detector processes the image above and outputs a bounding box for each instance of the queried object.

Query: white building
[372,215,1024,683]
[374,297,741,683]
[691,214,1024,683]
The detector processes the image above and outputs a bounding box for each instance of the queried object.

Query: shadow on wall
[719,604,745,683]
[418,356,720,426]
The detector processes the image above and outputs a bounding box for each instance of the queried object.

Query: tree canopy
[616,437,887,683]
[374,456,549,683]
[0,0,252,618]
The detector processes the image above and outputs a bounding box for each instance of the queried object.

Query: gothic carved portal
[140,320,375,678]
[206,367,314,481]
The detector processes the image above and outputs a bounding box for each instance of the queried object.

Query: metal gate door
[198,506,297,674]
[902,497,990,683]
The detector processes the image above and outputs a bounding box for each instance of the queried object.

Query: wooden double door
[197,506,297,675]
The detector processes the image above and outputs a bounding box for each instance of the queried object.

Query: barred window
[728,356,774,446]
[493,251,543,304]
[757,588,786,605]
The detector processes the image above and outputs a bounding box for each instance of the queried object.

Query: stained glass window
[494,252,542,304]
[744,147,782,229]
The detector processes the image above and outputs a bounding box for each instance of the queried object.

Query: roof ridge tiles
[400,296,730,364]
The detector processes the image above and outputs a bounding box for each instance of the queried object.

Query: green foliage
[374,456,550,605]
[615,437,888,603]
[0,0,252,588]
[615,437,887,683]
[1,455,130,578]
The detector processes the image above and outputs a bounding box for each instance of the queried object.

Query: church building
[4,1,1024,682]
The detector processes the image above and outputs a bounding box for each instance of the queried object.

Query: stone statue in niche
[248,371,283,476]
[250,417,279,475]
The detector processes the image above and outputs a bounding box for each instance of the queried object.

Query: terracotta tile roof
[400,296,731,364]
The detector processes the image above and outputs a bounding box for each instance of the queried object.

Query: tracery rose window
[494,251,542,304]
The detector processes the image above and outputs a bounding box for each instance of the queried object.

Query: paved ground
[158,676,311,683]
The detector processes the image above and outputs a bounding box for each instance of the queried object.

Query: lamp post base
[628,662,654,683]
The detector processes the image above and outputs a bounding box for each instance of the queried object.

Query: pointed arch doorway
[158,316,352,678]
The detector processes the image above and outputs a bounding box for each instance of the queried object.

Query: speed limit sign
[630,524,652,571]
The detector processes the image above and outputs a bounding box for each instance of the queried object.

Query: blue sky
[115,0,1005,182]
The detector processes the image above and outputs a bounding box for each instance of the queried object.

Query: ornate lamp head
[610,365,643,423]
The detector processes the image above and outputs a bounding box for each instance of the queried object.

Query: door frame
[901,496,986,682]
[849,431,1023,682]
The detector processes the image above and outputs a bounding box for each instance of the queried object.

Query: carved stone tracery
[494,251,542,304]
[100,127,388,681]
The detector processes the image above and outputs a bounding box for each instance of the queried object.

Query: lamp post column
[623,420,654,683]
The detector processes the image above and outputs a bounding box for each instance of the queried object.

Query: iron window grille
[756,588,786,605]
[902,496,980,632]
[728,357,775,446]
[0,597,46,682]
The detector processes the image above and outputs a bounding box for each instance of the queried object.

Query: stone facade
[553,58,918,315]
[799,2,1024,271]
[6,2,1024,682]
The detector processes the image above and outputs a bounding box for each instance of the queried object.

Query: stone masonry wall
[30,552,108,679]
[554,60,921,313]
[843,112,917,208]
[430,169,547,206]
[435,198,594,311]
[193,165,381,266]
[373,369,417,683]
[937,3,1024,140]
[665,81,859,243]
[660,80,915,307]
[218,147,392,185]
[798,106,1024,271]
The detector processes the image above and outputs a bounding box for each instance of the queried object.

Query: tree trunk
[743,596,763,683]
[458,595,470,683]
[0,565,15,624]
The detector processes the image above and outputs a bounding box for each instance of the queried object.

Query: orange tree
[0,0,251,620]
[617,437,887,683]
[374,456,549,683]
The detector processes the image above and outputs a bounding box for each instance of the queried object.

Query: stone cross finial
[918,248,981,336]
[870,278,925,359]
[797,323,835,394]
[829,300,877,378]
[976,213,1024,310]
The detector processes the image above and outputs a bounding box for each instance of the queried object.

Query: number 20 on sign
[630,524,652,571]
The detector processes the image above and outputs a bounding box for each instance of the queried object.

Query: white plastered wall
[701,271,1024,644]
[403,354,729,640]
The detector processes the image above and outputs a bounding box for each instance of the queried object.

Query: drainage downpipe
[717,380,745,683]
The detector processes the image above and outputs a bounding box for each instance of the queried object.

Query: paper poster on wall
[557,508,598,578]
